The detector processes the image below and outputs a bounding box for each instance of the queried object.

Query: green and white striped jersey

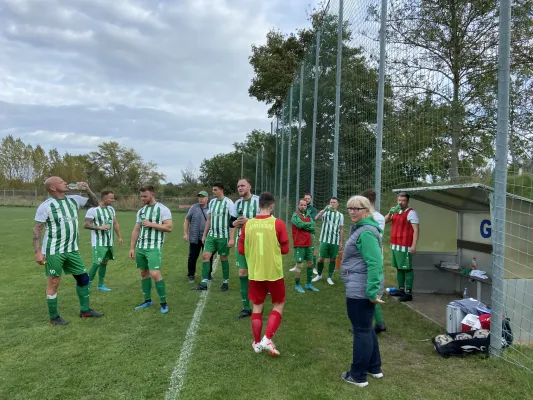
[319,210,344,245]
[85,206,116,247]
[35,195,89,255]
[235,195,260,238]
[207,197,237,238]
[135,202,172,249]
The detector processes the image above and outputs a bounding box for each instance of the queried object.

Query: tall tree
[181,162,199,185]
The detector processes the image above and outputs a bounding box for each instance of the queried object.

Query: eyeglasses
[347,207,367,212]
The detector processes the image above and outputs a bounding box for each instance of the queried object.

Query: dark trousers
[188,242,214,278]
[346,297,382,382]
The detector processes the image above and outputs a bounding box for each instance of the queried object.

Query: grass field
[0,206,532,400]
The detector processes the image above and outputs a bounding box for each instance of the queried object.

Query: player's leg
[194,237,215,290]
[327,244,339,284]
[88,246,100,286]
[45,254,67,325]
[135,248,153,309]
[217,238,230,291]
[236,253,251,319]
[261,278,286,356]
[305,248,319,292]
[65,251,103,318]
[97,247,114,291]
[400,252,414,302]
[390,250,405,296]
[146,248,168,313]
[313,242,327,282]
[293,248,305,293]
[249,280,266,352]
[311,234,318,275]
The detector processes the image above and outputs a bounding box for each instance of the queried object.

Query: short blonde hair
[346,195,372,218]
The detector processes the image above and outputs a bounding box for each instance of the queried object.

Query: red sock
[251,313,263,343]
[265,310,282,339]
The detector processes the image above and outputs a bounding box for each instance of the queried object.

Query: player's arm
[315,208,326,221]
[275,219,290,255]
[33,222,46,265]
[410,224,419,254]
[113,216,124,245]
[144,219,173,232]
[290,212,306,229]
[202,217,211,243]
[129,222,141,259]
[77,182,98,207]
[237,222,246,255]
[84,217,102,230]
[339,214,345,249]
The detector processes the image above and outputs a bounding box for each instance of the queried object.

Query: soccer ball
[473,329,490,339]
[455,333,472,341]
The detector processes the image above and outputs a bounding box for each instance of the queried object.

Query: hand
[129,249,135,259]
[183,234,189,242]
[142,220,155,228]
[118,238,124,246]
[389,204,401,215]
[228,239,234,248]
[100,225,110,231]
[339,243,344,251]
[35,251,46,265]
[409,246,416,254]
[78,181,90,190]
[370,296,385,304]
[201,236,206,244]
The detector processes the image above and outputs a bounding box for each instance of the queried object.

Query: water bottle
[386,287,399,294]
[68,183,86,190]
[463,287,468,298]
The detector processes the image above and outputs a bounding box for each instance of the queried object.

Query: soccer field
[0,207,531,400]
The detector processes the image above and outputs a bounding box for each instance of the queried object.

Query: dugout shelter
[391,183,533,343]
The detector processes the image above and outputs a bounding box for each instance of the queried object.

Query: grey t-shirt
[186,203,209,244]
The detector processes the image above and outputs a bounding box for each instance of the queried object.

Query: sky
[0,0,319,183]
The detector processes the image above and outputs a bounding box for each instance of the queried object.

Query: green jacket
[291,209,315,232]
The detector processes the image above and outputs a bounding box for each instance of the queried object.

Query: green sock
[98,264,107,286]
[295,277,301,286]
[222,260,230,282]
[46,294,59,319]
[313,255,317,269]
[374,304,384,324]
[201,261,210,285]
[88,263,99,283]
[76,285,90,312]
[239,276,250,310]
[405,270,414,294]
[141,277,152,301]
[317,261,324,276]
[328,261,335,278]
[397,270,406,290]
[155,280,166,303]
[306,267,313,285]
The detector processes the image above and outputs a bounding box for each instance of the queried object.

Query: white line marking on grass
[165,256,219,400]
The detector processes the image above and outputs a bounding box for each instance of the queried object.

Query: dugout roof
[392,183,533,213]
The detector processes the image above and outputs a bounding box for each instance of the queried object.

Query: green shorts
[136,248,163,271]
[204,236,230,257]
[391,249,412,270]
[236,253,248,269]
[294,247,313,263]
[92,246,114,265]
[45,251,86,277]
[319,242,339,259]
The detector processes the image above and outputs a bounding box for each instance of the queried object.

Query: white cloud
[0,0,318,182]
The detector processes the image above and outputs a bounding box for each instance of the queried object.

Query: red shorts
[248,278,286,305]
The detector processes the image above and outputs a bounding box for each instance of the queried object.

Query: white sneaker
[252,341,263,353]
[313,268,318,275]
[312,275,322,283]
[289,266,296,272]
[327,277,334,285]
[260,335,280,356]
[369,372,383,379]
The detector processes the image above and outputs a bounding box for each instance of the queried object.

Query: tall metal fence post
[255,151,259,195]
[310,29,321,199]
[375,0,388,212]
[296,62,304,204]
[241,153,244,178]
[279,109,285,219]
[274,118,279,198]
[490,0,512,357]
[285,85,293,223]
[261,144,265,193]
[332,0,344,197]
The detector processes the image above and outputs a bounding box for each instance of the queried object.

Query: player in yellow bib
[238,192,290,356]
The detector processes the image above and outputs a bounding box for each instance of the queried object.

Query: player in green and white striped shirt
[312,197,344,285]
[129,185,173,314]
[231,178,260,319]
[33,176,103,325]
[84,190,123,292]
[193,182,237,291]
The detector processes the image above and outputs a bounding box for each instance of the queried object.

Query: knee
[318,258,325,263]
[202,253,211,262]
[140,269,150,279]
[238,269,248,277]
[73,273,90,287]
[221,256,228,262]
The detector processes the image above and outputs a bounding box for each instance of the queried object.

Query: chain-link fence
[275,0,533,371]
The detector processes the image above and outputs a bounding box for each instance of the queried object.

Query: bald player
[33,177,103,325]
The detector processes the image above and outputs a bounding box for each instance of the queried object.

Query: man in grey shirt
[184,191,214,283]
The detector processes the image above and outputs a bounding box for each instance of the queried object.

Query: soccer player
[312,197,344,285]
[231,178,260,319]
[238,192,289,356]
[33,176,103,325]
[384,191,420,302]
[84,190,123,292]
[129,185,173,313]
[362,189,387,333]
[193,182,237,291]
[291,193,318,273]
[291,199,320,293]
